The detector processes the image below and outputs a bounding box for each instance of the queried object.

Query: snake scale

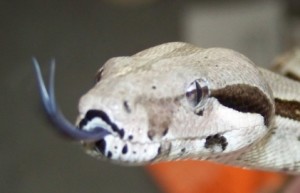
[34,42,300,174]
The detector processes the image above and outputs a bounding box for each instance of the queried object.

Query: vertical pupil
[186,81,202,107]
[195,81,202,104]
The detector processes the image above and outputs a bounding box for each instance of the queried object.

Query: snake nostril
[123,100,131,113]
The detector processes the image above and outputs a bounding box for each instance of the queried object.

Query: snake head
[75,42,275,165]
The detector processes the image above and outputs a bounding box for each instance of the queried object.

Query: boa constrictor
[33,42,300,174]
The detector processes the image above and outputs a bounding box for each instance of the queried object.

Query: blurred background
[1,0,300,192]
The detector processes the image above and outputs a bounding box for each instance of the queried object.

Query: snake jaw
[83,135,163,164]
[33,58,109,141]
[76,108,162,164]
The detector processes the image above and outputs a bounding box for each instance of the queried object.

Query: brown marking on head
[275,99,300,121]
[285,72,300,81]
[210,84,274,126]
[136,96,182,141]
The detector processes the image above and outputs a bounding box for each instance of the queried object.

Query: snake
[33,42,300,174]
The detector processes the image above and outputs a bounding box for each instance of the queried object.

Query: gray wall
[1,1,181,192]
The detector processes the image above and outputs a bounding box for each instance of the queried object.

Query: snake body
[34,42,300,174]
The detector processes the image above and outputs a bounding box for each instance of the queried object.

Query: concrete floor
[0,0,295,192]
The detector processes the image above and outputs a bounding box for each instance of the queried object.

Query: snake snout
[78,109,126,138]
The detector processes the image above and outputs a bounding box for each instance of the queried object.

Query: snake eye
[95,68,104,83]
[186,79,209,113]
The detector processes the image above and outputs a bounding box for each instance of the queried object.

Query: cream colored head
[77,42,274,164]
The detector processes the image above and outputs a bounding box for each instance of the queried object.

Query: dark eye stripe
[275,99,300,121]
[211,84,274,126]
